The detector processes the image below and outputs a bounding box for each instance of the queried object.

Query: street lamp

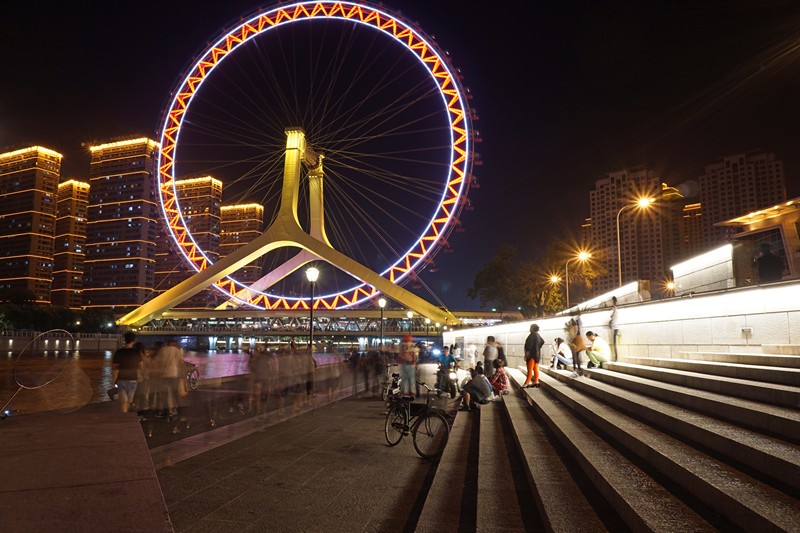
[305,266,320,354]
[424,318,430,347]
[565,250,592,309]
[378,297,387,350]
[406,310,413,332]
[616,196,655,287]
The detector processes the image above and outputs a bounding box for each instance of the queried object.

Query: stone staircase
[415,346,800,532]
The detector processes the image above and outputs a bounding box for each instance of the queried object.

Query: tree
[467,245,520,311]
[516,259,563,318]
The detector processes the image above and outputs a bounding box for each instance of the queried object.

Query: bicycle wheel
[384,403,408,446]
[381,383,389,402]
[412,412,450,459]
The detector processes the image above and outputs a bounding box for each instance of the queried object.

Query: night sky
[2,1,799,310]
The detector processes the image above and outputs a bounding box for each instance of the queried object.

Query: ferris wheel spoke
[161,2,472,308]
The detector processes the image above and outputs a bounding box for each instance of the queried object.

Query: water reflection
[0,350,251,416]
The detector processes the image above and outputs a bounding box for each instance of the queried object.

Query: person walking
[569,327,587,378]
[111,331,142,413]
[399,334,418,399]
[482,336,499,371]
[522,324,544,388]
[151,338,184,418]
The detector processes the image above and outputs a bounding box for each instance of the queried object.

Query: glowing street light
[378,297,387,350]
[406,310,413,332]
[616,196,655,287]
[424,317,431,346]
[565,250,592,309]
[306,266,320,354]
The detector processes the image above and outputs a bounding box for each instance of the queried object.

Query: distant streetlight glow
[378,297,387,349]
[565,249,592,309]
[617,197,655,287]
[306,266,320,353]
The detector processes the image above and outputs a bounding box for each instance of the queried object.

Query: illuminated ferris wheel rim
[158,0,473,309]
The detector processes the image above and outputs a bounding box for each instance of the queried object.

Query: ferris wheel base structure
[117,128,460,328]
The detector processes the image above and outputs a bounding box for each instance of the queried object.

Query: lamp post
[616,197,655,287]
[406,310,413,333]
[424,318,430,347]
[305,266,319,354]
[378,297,386,351]
[565,250,591,309]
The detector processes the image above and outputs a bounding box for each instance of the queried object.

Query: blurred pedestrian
[112,331,142,413]
[399,334,418,398]
[151,338,184,418]
[482,335,498,370]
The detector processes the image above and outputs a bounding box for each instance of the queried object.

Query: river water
[0,350,251,416]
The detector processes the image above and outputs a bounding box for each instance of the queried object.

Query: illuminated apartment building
[0,146,61,304]
[588,168,672,295]
[154,176,222,308]
[83,138,159,313]
[698,151,786,248]
[52,180,90,309]
[220,203,264,285]
[677,202,704,262]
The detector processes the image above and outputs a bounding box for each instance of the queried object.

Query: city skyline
[2,1,799,310]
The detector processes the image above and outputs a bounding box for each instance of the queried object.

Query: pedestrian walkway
[158,396,442,532]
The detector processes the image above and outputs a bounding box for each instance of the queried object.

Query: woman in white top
[551,338,574,369]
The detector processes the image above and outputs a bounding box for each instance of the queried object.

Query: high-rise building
[83,138,159,313]
[52,179,90,309]
[154,176,222,308]
[588,168,670,295]
[698,152,786,248]
[0,146,61,304]
[220,203,264,285]
[675,202,704,264]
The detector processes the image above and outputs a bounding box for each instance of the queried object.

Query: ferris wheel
[158,1,476,311]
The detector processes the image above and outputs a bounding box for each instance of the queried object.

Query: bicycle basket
[427,394,448,411]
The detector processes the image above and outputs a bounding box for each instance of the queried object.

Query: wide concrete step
[671,351,800,368]
[537,373,800,531]
[604,361,800,408]
[502,388,609,532]
[476,401,526,533]
[516,376,717,531]
[417,408,474,532]
[543,367,800,491]
[762,344,800,356]
[623,356,800,386]
[580,366,800,443]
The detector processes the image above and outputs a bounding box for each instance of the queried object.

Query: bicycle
[380,364,401,402]
[384,381,450,459]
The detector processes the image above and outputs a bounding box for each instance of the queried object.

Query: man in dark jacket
[522,324,544,388]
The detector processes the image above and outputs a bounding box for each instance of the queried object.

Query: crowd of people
[110,324,617,423]
[111,332,189,419]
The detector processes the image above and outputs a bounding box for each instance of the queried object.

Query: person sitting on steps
[488,358,510,395]
[459,365,493,412]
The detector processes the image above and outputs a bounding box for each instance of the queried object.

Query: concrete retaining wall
[445,280,800,369]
